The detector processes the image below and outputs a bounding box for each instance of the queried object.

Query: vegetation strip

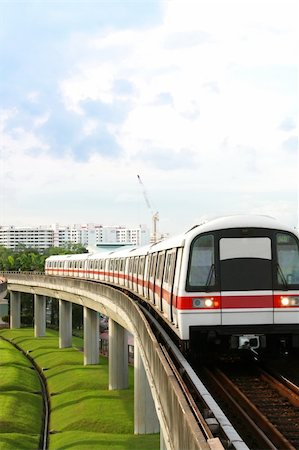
[0,329,159,450]
[0,335,50,450]
[0,337,42,450]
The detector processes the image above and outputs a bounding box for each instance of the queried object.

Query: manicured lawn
[0,337,42,450]
[0,329,159,450]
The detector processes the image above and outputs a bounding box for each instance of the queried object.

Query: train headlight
[192,297,215,308]
[281,296,290,306]
[205,298,214,308]
[280,296,299,307]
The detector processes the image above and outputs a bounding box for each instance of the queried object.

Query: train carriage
[45,215,299,358]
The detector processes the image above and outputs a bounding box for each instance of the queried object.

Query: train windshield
[187,234,215,290]
[276,233,299,287]
[219,237,272,291]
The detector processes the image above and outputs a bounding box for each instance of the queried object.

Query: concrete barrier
[0,277,7,301]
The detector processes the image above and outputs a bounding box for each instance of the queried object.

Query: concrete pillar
[59,300,72,348]
[34,294,46,337]
[83,307,99,365]
[109,318,128,390]
[10,291,21,329]
[134,342,160,434]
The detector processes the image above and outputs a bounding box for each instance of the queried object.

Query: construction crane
[137,175,159,243]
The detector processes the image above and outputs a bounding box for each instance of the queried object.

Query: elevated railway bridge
[1,272,225,450]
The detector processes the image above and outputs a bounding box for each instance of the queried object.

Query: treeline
[1,243,87,329]
[0,243,87,272]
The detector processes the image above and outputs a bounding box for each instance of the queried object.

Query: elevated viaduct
[3,273,222,450]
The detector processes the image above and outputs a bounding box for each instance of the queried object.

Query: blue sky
[0,0,298,236]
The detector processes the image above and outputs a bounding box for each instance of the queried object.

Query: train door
[161,249,177,320]
[119,258,125,286]
[95,260,99,280]
[143,255,150,299]
[104,259,109,282]
[87,259,92,280]
[154,251,166,311]
[274,232,299,324]
[128,258,134,290]
[149,253,157,304]
[132,257,139,292]
[138,256,145,296]
[124,258,130,288]
[113,259,119,284]
[171,247,183,327]
[219,236,273,325]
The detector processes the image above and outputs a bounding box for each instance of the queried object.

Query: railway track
[202,361,299,450]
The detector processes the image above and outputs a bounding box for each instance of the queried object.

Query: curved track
[202,361,299,449]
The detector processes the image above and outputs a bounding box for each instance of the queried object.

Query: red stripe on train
[221,295,273,308]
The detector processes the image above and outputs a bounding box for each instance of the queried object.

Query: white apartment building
[0,223,150,251]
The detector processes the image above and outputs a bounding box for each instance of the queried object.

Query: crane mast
[137,175,159,243]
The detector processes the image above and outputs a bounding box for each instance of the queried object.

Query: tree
[0,244,88,273]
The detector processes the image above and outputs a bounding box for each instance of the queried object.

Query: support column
[34,294,46,337]
[59,300,72,348]
[134,342,160,434]
[109,318,128,390]
[83,307,99,365]
[10,291,21,329]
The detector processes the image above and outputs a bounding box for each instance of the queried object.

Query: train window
[156,252,165,281]
[139,257,145,275]
[134,258,138,274]
[115,260,119,271]
[163,253,172,283]
[220,237,272,291]
[151,254,157,277]
[276,233,299,286]
[187,234,215,290]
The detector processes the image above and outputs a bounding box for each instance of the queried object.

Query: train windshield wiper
[277,263,288,289]
[205,264,215,289]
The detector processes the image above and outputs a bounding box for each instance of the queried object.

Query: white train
[45,215,299,358]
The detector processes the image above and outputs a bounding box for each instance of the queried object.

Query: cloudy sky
[0,0,298,236]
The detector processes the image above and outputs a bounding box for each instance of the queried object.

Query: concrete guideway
[0,276,7,301]
[4,273,220,450]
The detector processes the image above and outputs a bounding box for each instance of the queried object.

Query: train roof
[150,215,296,252]
[46,253,88,262]
[190,215,295,235]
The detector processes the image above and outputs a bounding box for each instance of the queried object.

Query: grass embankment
[0,337,42,450]
[0,329,159,450]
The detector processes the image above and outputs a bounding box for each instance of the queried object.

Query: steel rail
[206,366,297,450]
[260,366,299,404]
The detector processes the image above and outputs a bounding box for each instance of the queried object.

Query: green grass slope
[0,337,42,450]
[0,329,159,450]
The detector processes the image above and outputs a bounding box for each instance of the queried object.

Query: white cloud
[1,1,298,234]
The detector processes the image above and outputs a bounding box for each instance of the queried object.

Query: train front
[183,217,299,360]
